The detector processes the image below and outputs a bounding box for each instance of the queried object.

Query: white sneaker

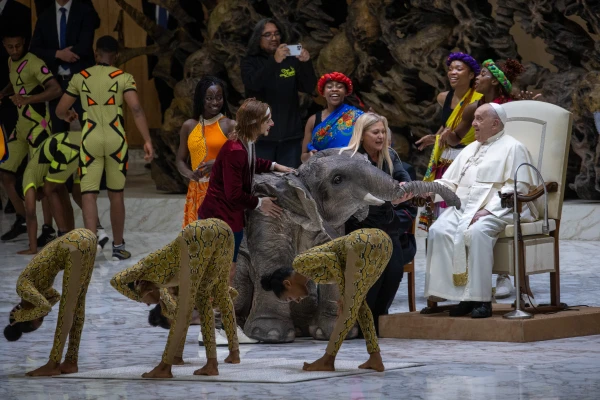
[495,274,514,299]
[236,325,258,344]
[198,328,229,346]
[97,229,109,250]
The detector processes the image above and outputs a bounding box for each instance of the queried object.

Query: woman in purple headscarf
[416,52,482,230]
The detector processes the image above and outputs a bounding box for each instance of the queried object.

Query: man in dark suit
[0,0,31,212]
[141,0,202,120]
[30,0,99,132]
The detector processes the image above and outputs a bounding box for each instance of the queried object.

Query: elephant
[232,148,459,343]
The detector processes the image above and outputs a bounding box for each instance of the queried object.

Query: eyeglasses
[261,32,281,39]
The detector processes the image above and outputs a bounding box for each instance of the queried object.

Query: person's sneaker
[1,215,27,241]
[236,325,258,344]
[97,229,109,250]
[197,329,228,346]
[495,274,514,299]
[37,224,56,247]
[112,241,131,261]
[4,199,15,214]
[216,329,229,346]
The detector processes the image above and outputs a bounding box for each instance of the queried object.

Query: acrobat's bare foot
[224,349,240,364]
[193,358,219,376]
[358,352,385,372]
[302,353,335,372]
[142,361,173,379]
[17,248,37,255]
[26,360,61,376]
[59,360,79,374]
[173,356,185,366]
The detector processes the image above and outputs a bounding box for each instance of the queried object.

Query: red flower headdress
[317,72,353,96]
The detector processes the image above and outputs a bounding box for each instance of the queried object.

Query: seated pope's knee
[428,220,451,241]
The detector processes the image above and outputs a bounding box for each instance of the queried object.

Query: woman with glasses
[240,18,317,168]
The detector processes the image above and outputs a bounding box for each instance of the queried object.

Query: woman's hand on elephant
[259,197,283,218]
[274,164,295,173]
[392,182,414,205]
[415,134,437,151]
[188,168,205,182]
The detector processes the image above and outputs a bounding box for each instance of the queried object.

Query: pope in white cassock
[424,103,539,318]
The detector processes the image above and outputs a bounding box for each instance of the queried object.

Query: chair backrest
[502,101,573,220]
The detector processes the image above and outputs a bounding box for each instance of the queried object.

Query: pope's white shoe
[495,274,514,299]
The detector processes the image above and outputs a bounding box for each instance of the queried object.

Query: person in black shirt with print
[240,19,317,168]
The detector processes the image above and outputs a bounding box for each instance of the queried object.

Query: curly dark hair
[246,18,288,57]
[260,267,294,298]
[500,59,526,84]
[192,76,231,121]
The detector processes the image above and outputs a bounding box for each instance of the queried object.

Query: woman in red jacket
[198,98,293,283]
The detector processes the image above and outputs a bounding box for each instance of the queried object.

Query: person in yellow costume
[110,219,240,378]
[55,35,154,261]
[261,228,393,372]
[4,229,97,377]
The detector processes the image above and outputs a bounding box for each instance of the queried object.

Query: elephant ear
[284,175,340,240]
[252,173,340,240]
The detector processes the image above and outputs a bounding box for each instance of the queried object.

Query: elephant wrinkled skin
[233,149,458,343]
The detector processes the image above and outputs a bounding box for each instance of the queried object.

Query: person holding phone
[240,18,317,168]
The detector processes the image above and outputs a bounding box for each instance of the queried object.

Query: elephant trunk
[364,172,462,209]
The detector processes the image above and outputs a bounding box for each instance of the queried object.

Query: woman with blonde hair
[198,98,293,283]
[341,112,412,334]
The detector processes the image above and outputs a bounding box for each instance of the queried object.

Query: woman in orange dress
[176,77,235,228]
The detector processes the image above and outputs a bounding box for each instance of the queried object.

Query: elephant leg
[309,284,358,341]
[232,246,253,328]
[290,281,319,337]
[244,283,296,343]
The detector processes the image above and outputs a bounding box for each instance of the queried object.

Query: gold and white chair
[492,100,573,308]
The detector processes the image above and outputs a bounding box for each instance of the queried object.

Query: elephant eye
[332,175,343,185]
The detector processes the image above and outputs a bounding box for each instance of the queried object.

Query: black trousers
[365,233,406,334]
[255,138,302,169]
[50,76,84,133]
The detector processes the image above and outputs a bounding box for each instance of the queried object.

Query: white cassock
[424,130,538,302]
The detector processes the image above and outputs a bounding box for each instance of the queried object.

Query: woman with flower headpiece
[416,52,482,230]
[300,72,364,163]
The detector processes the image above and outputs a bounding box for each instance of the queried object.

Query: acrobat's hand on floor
[302,353,335,372]
[26,360,61,377]
[141,361,173,379]
[224,349,240,364]
[193,358,219,376]
[358,352,385,372]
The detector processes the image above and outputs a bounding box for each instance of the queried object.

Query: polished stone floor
[1,206,600,399]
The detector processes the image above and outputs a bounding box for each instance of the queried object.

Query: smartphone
[287,44,302,57]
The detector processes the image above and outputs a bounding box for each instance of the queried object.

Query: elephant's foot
[244,317,296,343]
[309,319,359,341]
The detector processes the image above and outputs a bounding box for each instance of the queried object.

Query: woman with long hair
[342,112,412,334]
[176,76,235,228]
[198,98,294,283]
[301,72,364,163]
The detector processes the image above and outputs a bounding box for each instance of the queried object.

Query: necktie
[59,7,68,69]
[157,7,168,29]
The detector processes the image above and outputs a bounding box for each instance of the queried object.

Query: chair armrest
[498,182,558,209]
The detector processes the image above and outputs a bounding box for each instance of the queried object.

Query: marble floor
[1,206,600,399]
